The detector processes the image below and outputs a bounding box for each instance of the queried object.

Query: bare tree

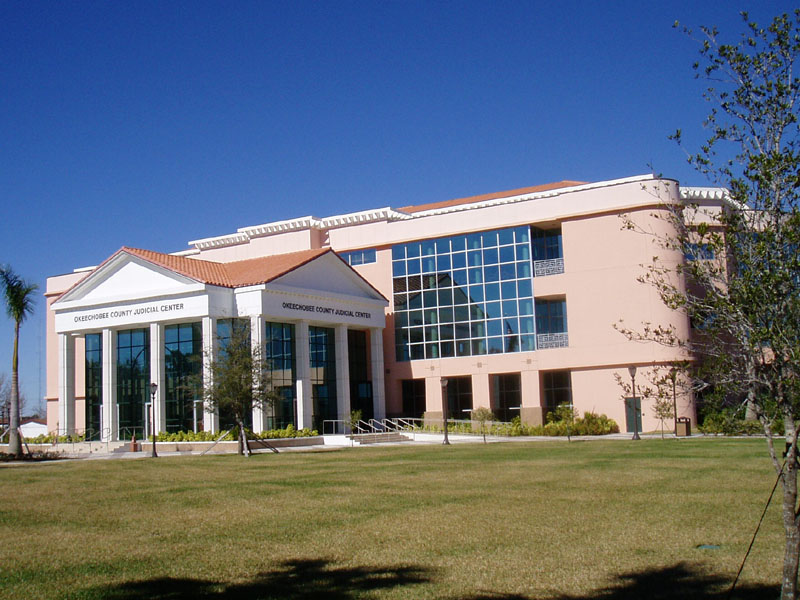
[619,12,800,598]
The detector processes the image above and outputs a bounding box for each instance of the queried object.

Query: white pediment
[55,253,204,309]
[271,252,386,301]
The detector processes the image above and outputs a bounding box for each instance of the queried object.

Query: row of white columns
[57,318,385,441]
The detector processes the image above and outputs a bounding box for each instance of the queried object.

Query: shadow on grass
[465,562,778,600]
[89,560,778,600]
[91,558,431,599]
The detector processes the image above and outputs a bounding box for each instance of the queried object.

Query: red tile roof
[122,247,330,288]
[398,180,586,214]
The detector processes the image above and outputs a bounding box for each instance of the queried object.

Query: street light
[628,366,640,440]
[441,378,450,446]
[669,367,678,437]
[149,382,158,458]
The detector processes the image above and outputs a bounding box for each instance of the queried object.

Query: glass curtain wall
[85,333,102,440]
[392,226,535,361]
[309,326,336,432]
[265,321,296,429]
[117,329,149,440]
[164,322,203,433]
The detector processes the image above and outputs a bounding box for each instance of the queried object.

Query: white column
[57,333,76,436]
[250,315,265,433]
[335,325,351,429]
[370,328,386,421]
[101,329,117,441]
[295,321,312,430]
[150,323,165,434]
[202,317,219,433]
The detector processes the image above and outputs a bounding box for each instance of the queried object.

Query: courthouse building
[45,174,716,440]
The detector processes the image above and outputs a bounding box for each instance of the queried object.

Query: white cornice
[185,175,665,252]
[407,174,658,218]
[680,186,729,201]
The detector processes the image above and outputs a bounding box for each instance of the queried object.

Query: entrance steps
[348,432,411,445]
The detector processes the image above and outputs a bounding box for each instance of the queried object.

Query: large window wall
[85,333,102,440]
[392,226,535,361]
[117,329,149,440]
[265,321,296,429]
[164,322,203,433]
[309,326,337,431]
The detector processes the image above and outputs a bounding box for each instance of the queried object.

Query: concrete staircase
[349,432,411,445]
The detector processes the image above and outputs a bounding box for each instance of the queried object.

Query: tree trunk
[8,322,21,458]
[781,420,800,600]
[237,418,251,457]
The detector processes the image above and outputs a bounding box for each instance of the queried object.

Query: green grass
[0,439,784,599]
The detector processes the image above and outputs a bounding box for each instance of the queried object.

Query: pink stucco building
[45,174,718,440]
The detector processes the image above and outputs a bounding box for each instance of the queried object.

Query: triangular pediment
[55,251,204,307]
[270,252,387,302]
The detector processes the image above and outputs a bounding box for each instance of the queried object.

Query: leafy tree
[348,409,363,435]
[621,11,800,598]
[548,402,577,441]
[201,319,276,456]
[0,267,37,458]
[471,406,494,443]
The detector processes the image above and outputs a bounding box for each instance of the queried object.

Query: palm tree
[1,266,38,458]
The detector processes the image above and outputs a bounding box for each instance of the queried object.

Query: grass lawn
[0,438,784,599]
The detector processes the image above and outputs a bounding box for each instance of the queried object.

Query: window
[348,330,373,420]
[491,373,520,422]
[684,243,715,261]
[541,371,572,418]
[265,321,296,429]
[531,226,564,276]
[116,328,149,440]
[340,248,376,266]
[164,322,203,433]
[309,326,336,432]
[445,376,473,419]
[85,334,102,440]
[392,225,534,361]
[401,379,426,419]
[535,298,568,349]
[216,319,253,431]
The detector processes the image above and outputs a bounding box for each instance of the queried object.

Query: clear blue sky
[0,0,793,414]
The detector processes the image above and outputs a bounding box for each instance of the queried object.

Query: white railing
[533,257,564,277]
[537,332,569,349]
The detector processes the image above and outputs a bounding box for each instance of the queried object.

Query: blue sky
[0,0,793,413]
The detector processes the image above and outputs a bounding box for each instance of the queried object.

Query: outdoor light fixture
[149,382,158,458]
[669,367,678,437]
[441,378,450,446]
[628,366,640,440]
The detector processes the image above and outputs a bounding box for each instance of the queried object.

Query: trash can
[676,417,691,437]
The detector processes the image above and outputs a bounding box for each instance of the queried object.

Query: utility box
[676,417,691,437]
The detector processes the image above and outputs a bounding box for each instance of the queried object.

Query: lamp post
[669,367,678,437]
[628,366,640,440]
[149,382,158,458]
[441,378,450,446]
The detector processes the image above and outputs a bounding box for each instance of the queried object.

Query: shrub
[699,409,778,436]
